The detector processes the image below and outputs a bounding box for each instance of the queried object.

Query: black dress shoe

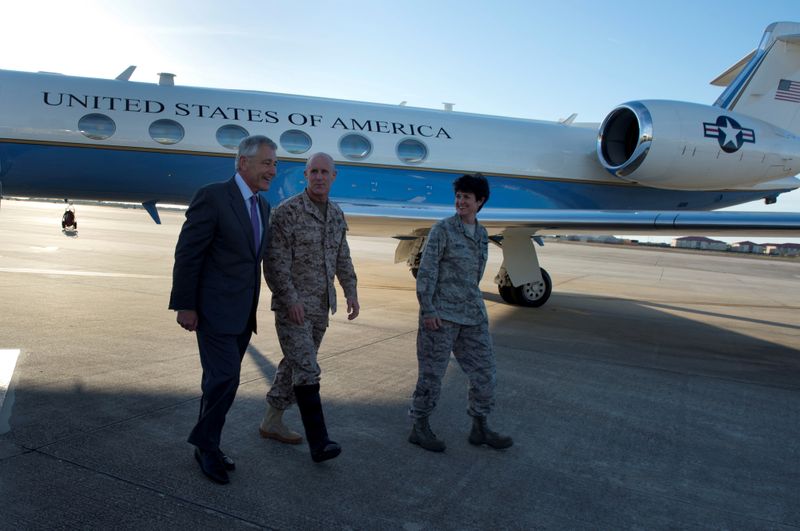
[311,441,342,463]
[194,447,229,484]
[220,451,235,471]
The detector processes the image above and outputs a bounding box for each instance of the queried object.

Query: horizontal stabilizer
[710,50,756,87]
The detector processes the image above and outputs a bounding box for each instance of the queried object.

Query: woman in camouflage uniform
[408,173,512,453]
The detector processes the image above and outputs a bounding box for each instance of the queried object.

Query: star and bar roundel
[703,116,755,153]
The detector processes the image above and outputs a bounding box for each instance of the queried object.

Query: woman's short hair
[453,173,490,211]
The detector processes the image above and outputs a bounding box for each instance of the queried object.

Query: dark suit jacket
[169,177,270,335]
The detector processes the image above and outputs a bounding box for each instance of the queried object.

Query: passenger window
[397,138,427,164]
[280,129,312,154]
[78,113,116,140]
[339,133,372,160]
[149,119,185,145]
[216,125,249,149]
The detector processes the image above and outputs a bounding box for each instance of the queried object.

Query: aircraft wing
[337,200,800,237]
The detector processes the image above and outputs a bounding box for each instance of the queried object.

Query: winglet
[142,200,161,224]
[116,66,136,81]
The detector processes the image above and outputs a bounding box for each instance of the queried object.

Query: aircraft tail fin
[713,22,800,135]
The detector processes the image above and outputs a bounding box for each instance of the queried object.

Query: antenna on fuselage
[443,102,455,112]
[115,66,136,81]
[559,113,578,125]
[158,73,176,86]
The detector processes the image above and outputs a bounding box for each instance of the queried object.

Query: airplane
[1,21,800,308]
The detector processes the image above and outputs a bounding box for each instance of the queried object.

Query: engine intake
[597,102,652,177]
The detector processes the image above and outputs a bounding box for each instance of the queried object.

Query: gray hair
[235,135,277,171]
[305,152,336,170]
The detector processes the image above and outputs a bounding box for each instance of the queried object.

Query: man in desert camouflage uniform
[259,152,359,463]
[408,173,513,453]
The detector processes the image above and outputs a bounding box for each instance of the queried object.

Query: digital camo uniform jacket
[416,214,488,325]
[265,191,358,409]
[411,214,496,419]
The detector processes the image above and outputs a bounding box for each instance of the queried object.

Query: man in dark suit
[169,135,276,484]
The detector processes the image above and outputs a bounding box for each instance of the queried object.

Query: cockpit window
[216,125,249,149]
[280,129,312,154]
[78,113,116,140]
[397,138,427,164]
[339,133,372,160]
[149,119,185,145]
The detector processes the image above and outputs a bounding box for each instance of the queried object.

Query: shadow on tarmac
[2,291,799,529]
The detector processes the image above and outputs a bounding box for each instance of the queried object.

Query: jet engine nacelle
[596,100,799,190]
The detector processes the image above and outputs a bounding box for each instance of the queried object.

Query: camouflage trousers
[409,319,496,419]
[266,311,329,410]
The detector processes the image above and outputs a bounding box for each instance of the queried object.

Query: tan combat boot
[259,404,303,444]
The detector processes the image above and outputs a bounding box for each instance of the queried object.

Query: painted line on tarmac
[0,267,166,279]
[0,349,20,433]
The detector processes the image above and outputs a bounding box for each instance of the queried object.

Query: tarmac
[0,199,799,530]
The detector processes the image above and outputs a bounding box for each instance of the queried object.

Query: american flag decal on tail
[775,79,800,103]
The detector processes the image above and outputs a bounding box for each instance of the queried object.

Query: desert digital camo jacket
[416,214,488,325]
[265,191,357,317]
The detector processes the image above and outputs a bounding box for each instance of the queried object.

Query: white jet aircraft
[1,22,799,307]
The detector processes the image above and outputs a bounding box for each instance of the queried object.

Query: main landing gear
[490,229,553,307]
[497,267,552,307]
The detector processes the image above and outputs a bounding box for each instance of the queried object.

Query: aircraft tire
[513,268,552,307]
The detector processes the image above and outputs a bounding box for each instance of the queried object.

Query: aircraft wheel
[513,268,552,307]
[498,285,517,304]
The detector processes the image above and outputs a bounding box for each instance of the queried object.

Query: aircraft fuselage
[0,69,792,212]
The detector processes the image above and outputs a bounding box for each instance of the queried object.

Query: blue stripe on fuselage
[0,142,780,210]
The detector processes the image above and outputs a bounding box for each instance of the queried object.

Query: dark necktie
[250,195,260,251]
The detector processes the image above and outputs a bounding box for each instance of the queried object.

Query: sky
[1,0,799,243]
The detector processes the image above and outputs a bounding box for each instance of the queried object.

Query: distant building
[731,241,765,254]
[672,236,728,251]
[763,243,800,257]
[782,243,800,256]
